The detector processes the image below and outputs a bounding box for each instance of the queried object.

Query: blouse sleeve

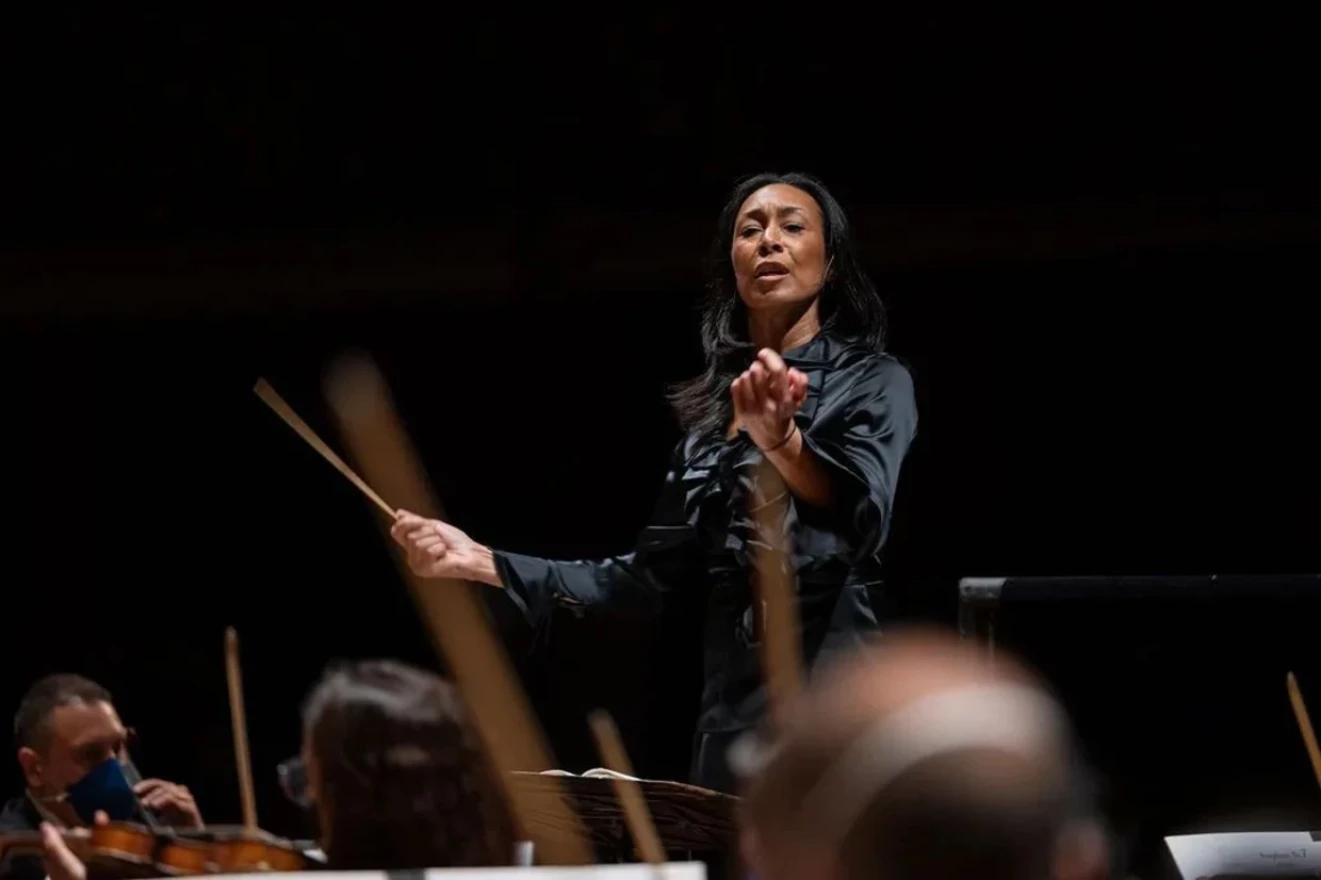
[491,441,702,626]
[796,355,918,562]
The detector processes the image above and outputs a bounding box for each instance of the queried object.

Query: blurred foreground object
[739,626,1108,880]
[325,354,590,865]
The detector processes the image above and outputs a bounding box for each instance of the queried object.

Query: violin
[0,626,319,877]
[175,825,310,874]
[0,821,311,877]
[0,822,149,877]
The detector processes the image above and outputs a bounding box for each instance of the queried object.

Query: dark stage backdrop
[0,1,1317,848]
[0,240,1316,836]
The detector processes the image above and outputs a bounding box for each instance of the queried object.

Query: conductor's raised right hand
[390,511,502,587]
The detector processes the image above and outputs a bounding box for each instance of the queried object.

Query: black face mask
[63,757,138,824]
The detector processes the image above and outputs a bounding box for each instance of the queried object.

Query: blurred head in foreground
[738,628,1108,880]
[301,660,513,869]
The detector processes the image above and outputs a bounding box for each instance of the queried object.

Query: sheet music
[1166,832,1321,878]
[539,768,642,782]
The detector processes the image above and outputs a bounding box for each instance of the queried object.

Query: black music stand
[958,574,1321,880]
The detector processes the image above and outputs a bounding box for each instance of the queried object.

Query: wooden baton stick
[254,378,396,518]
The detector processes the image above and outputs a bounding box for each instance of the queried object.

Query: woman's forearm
[463,544,503,588]
[762,425,833,508]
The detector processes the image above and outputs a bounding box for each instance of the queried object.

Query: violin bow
[588,710,665,866]
[323,355,592,865]
[224,627,259,832]
[1287,672,1321,794]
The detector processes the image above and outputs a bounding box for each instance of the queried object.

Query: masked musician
[0,675,202,880]
[37,660,513,880]
[392,171,918,792]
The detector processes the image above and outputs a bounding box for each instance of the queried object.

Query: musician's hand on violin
[40,822,86,880]
[134,779,203,829]
[731,348,808,453]
[390,510,501,587]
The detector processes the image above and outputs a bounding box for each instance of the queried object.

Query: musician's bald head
[739,628,1108,880]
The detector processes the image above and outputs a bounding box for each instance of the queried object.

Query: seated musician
[293,659,514,869]
[37,660,513,880]
[737,628,1110,880]
[0,675,201,880]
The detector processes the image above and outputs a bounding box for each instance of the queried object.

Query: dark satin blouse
[493,332,918,752]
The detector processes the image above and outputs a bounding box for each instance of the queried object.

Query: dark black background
[0,5,1317,851]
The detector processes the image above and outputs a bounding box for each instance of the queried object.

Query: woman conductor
[391,172,918,793]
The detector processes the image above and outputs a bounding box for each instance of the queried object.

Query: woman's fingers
[405,524,435,542]
[408,545,446,577]
[788,368,808,400]
[733,357,807,436]
[414,533,443,550]
[758,349,791,403]
[748,362,770,408]
[732,373,755,415]
[391,510,429,545]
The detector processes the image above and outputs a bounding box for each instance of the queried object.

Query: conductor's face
[731,184,828,313]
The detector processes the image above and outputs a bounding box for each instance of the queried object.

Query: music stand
[509,771,739,861]
[958,573,1321,880]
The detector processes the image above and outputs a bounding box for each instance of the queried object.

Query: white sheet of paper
[538,768,642,782]
[1166,832,1321,878]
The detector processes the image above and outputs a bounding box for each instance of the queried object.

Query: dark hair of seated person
[302,660,515,869]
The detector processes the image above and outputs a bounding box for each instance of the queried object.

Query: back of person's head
[15,675,112,752]
[834,749,1071,880]
[740,628,1107,880]
[302,660,513,869]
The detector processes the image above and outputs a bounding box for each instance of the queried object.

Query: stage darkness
[0,2,1316,849]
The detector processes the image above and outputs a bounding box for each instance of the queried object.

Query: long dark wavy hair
[303,660,514,869]
[668,172,887,437]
